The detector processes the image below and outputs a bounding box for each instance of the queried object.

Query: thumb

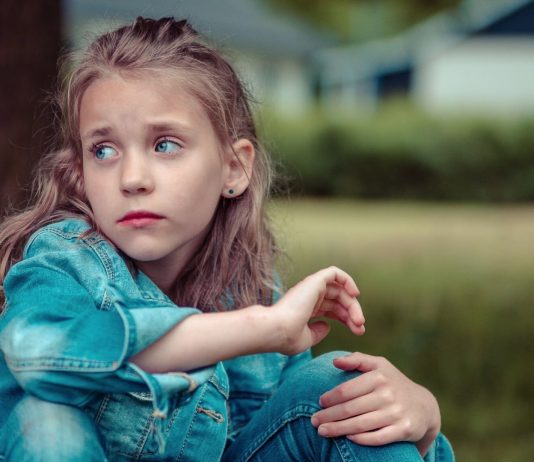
[308,321,331,347]
[332,351,380,373]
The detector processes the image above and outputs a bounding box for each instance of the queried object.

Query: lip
[117,210,164,227]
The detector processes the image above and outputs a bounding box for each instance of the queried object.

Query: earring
[228,189,235,195]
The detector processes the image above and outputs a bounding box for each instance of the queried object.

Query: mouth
[117,211,165,228]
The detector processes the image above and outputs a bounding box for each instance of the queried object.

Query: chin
[128,251,165,263]
[116,244,165,262]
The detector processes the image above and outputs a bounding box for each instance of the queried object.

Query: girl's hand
[271,267,365,356]
[310,352,441,457]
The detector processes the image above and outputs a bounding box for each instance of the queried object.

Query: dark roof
[64,0,335,58]
[474,0,534,35]
[315,0,534,84]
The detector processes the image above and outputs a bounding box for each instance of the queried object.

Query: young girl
[0,17,453,462]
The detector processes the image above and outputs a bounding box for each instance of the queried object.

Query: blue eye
[155,139,181,154]
[92,145,117,160]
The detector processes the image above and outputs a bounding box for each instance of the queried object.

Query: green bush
[260,103,534,201]
[271,199,534,462]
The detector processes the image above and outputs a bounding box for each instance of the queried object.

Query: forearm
[130,305,281,373]
[131,266,364,374]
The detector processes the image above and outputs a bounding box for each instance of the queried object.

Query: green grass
[270,199,534,462]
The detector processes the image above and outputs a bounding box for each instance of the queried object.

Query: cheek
[82,160,94,194]
[168,160,224,203]
[162,171,222,227]
[167,181,221,216]
[82,168,107,212]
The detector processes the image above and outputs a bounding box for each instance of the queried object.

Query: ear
[221,138,255,198]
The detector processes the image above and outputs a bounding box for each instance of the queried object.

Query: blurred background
[1,0,534,460]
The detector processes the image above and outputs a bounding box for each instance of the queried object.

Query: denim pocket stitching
[93,394,111,424]
[209,375,229,400]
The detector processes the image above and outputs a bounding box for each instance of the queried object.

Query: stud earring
[228,189,235,195]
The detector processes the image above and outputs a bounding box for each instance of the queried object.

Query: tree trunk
[0,0,62,216]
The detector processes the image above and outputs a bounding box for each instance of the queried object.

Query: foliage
[264,0,462,42]
[260,103,534,202]
[270,199,534,462]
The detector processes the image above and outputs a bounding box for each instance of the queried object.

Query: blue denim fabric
[0,218,218,456]
[0,395,108,462]
[223,352,454,462]
[223,350,312,443]
[0,350,454,461]
[0,218,313,459]
[0,218,454,461]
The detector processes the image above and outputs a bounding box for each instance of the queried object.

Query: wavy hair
[0,17,277,311]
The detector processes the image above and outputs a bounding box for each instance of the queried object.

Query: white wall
[414,37,534,115]
[233,53,312,115]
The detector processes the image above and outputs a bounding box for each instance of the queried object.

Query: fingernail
[318,425,329,436]
[311,415,318,427]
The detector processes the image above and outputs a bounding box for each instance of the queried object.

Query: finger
[316,305,365,335]
[312,392,384,426]
[347,425,404,446]
[318,303,365,336]
[346,316,366,336]
[322,305,349,323]
[347,297,365,327]
[324,284,356,308]
[321,267,360,297]
[317,410,390,438]
[332,352,385,373]
[314,298,345,316]
[323,285,365,327]
[307,321,331,347]
[316,299,351,320]
[325,287,365,327]
[324,284,342,300]
[319,371,378,408]
[341,298,365,335]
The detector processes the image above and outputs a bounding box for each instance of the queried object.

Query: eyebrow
[148,122,194,138]
[81,122,193,141]
[81,126,112,140]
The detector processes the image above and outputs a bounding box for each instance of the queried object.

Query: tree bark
[0,0,62,216]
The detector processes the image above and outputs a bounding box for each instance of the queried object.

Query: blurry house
[316,0,534,115]
[64,0,334,115]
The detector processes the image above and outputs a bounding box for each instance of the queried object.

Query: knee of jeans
[5,395,105,461]
[280,351,362,404]
[435,432,455,462]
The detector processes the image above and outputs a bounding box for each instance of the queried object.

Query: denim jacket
[0,218,311,459]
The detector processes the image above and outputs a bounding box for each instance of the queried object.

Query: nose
[119,152,154,195]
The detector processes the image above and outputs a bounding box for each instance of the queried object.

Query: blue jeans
[0,395,107,461]
[223,352,454,462]
[0,352,454,461]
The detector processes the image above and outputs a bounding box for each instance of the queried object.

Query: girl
[0,17,453,462]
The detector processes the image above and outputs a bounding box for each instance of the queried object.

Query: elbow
[1,318,67,365]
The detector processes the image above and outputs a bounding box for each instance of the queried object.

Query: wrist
[245,304,285,353]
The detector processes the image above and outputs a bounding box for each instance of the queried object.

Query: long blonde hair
[0,17,277,311]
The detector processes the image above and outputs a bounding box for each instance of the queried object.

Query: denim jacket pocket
[85,363,229,461]
[85,391,162,458]
[164,362,229,461]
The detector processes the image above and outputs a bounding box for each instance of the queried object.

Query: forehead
[79,71,211,130]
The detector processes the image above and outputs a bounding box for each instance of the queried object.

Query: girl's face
[79,73,253,291]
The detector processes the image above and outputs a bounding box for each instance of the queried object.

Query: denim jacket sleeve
[0,219,214,419]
